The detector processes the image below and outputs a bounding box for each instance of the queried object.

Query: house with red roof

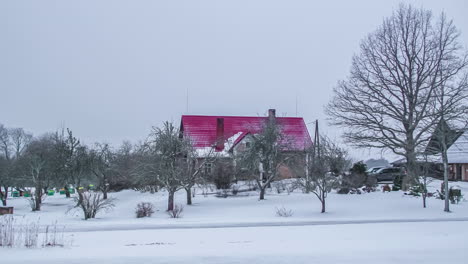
[179,109,312,179]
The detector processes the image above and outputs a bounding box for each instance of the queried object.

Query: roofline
[181,114,305,120]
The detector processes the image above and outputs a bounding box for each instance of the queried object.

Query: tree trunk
[167,191,175,211]
[1,186,8,206]
[321,194,326,213]
[34,188,41,211]
[404,147,418,191]
[65,185,71,198]
[422,194,426,208]
[103,189,108,200]
[185,188,192,205]
[442,146,450,212]
[259,187,266,200]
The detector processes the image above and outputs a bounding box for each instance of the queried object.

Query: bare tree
[28,156,46,211]
[326,4,468,188]
[90,143,114,200]
[181,144,215,205]
[304,136,348,213]
[139,122,189,211]
[0,124,32,206]
[237,118,293,200]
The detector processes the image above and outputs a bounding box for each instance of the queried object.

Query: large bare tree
[326,4,468,186]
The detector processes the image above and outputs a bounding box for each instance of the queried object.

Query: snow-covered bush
[135,202,155,218]
[167,204,184,218]
[275,206,293,217]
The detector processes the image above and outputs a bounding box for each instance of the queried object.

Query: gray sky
[1,0,467,160]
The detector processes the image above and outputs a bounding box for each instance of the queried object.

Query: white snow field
[1,179,468,263]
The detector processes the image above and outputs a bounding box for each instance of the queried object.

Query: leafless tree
[0,125,32,206]
[181,144,216,205]
[138,122,190,211]
[303,136,348,213]
[236,119,293,200]
[326,4,468,188]
[90,143,114,200]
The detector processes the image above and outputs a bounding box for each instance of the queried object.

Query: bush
[449,188,463,204]
[231,185,239,195]
[72,191,115,220]
[337,187,350,194]
[167,204,184,218]
[275,206,294,217]
[135,202,155,218]
[339,162,376,194]
[212,162,234,190]
[382,184,391,192]
[392,175,403,191]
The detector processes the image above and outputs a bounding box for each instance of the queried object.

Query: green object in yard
[12,191,19,197]
[24,192,31,197]
[89,184,95,190]
[47,190,55,196]
[69,188,75,194]
[59,189,65,195]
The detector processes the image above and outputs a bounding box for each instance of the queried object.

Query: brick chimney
[268,109,276,123]
[215,118,225,151]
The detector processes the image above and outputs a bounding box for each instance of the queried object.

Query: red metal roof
[180,115,313,151]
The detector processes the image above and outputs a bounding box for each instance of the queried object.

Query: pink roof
[180,115,313,151]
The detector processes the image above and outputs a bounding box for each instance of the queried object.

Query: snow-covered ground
[2,222,467,264]
[5,179,468,230]
[1,179,467,263]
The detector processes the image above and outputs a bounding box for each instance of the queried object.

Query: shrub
[382,184,391,192]
[337,187,350,194]
[275,206,293,217]
[135,202,155,218]
[212,162,234,190]
[72,191,115,220]
[449,188,463,204]
[167,204,184,218]
[231,185,239,195]
[339,162,376,194]
[392,175,403,191]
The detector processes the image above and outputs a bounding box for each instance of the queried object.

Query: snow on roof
[181,115,312,152]
[195,132,244,158]
[447,131,468,164]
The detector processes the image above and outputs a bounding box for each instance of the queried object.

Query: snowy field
[3,222,467,264]
[1,179,468,263]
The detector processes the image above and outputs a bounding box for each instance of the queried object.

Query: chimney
[268,109,276,123]
[215,118,225,151]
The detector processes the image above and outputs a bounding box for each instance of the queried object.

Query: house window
[245,142,251,149]
[204,162,213,175]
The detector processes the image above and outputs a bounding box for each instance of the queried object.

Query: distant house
[391,120,467,181]
[179,109,312,179]
[447,130,468,181]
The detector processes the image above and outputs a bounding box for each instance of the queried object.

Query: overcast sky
[1,0,467,161]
